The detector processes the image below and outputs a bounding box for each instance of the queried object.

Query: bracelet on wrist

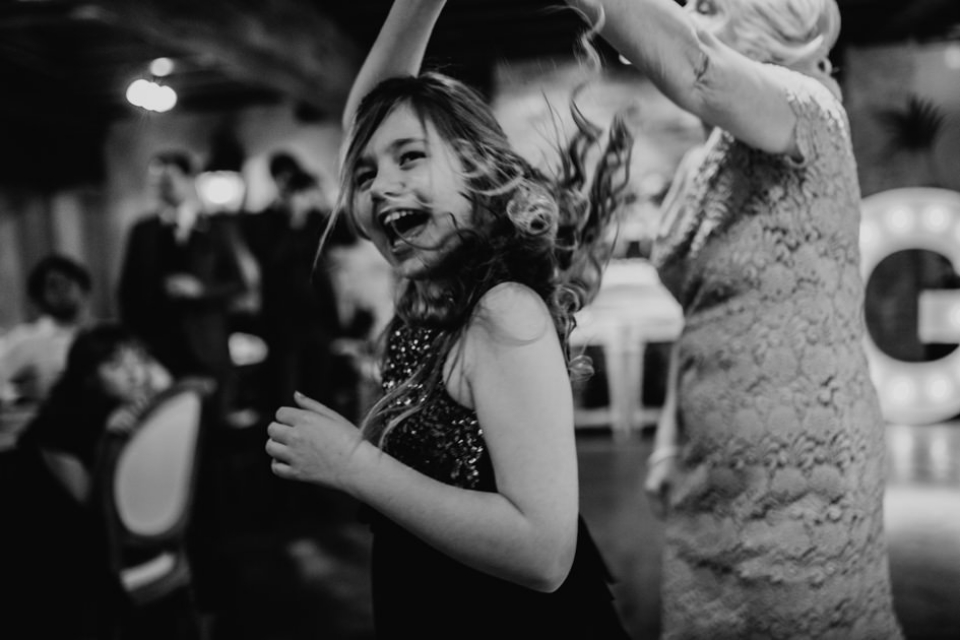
[647,446,679,468]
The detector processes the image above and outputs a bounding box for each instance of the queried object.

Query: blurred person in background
[2,323,173,639]
[243,153,365,421]
[0,254,93,412]
[117,150,252,425]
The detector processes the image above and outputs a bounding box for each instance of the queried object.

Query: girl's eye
[354,169,374,189]
[399,150,425,165]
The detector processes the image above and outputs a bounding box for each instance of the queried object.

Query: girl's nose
[369,167,403,203]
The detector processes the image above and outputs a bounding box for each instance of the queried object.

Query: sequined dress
[366,319,629,640]
[650,67,903,639]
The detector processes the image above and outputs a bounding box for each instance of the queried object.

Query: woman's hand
[265,391,368,492]
[643,445,678,520]
[646,341,681,520]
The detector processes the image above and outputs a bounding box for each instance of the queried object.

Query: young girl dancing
[265,0,631,637]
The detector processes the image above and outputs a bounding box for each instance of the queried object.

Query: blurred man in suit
[117,150,252,424]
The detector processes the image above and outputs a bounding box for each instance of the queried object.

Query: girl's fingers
[293,390,326,411]
[293,391,342,419]
[270,458,294,479]
[265,438,283,459]
[275,402,340,426]
[266,421,294,444]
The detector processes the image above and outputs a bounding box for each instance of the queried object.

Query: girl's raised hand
[265,391,369,492]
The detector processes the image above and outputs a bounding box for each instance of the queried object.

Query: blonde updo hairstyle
[722,0,840,76]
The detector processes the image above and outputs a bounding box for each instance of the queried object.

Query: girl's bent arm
[359,284,577,592]
[564,0,802,156]
[275,284,579,592]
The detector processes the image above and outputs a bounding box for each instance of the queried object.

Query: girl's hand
[643,446,678,520]
[265,391,368,492]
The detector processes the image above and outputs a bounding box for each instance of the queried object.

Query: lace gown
[650,67,903,639]
[366,320,629,640]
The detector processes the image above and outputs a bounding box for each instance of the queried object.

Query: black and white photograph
[1,1,959,638]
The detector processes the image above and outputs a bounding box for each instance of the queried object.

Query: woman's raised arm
[564,0,802,156]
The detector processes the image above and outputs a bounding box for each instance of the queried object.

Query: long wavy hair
[320,72,632,446]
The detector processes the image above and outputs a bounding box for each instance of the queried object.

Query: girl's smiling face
[350,102,477,281]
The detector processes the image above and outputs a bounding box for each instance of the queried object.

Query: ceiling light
[126,78,177,113]
[196,171,246,212]
[149,57,175,77]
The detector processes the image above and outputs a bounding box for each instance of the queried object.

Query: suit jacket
[117,213,251,378]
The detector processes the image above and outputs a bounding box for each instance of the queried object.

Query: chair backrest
[111,380,207,541]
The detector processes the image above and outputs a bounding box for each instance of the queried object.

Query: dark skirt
[369,515,630,640]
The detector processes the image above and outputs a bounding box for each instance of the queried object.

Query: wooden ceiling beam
[83,0,362,116]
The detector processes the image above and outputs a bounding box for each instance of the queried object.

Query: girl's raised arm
[341,0,448,133]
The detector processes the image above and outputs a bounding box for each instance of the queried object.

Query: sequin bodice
[379,321,492,491]
[369,321,630,639]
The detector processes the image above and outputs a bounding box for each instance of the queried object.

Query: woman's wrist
[647,445,679,468]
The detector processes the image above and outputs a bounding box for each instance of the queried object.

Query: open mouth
[379,209,431,247]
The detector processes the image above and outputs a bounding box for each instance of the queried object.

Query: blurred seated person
[24,323,172,500]
[3,322,172,639]
[0,254,93,410]
[243,153,362,418]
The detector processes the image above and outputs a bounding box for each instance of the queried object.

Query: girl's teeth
[383,209,411,225]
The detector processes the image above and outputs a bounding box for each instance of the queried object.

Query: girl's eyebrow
[389,136,425,150]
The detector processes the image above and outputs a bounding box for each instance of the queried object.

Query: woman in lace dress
[265,1,631,637]
[563,0,903,638]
